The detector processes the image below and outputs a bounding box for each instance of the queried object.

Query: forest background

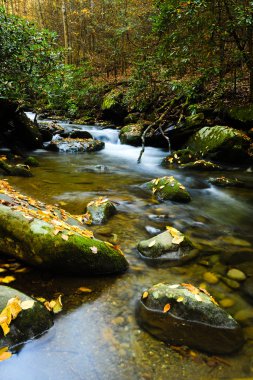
[1,0,253,124]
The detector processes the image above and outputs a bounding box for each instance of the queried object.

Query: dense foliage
[0,7,61,104]
[0,1,252,115]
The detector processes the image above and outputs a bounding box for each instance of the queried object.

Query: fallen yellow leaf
[142,291,149,299]
[78,287,92,293]
[163,303,171,313]
[0,347,12,362]
[0,276,16,284]
[20,300,35,310]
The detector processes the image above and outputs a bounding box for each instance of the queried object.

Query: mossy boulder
[143,176,191,203]
[0,180,128,275]
[185,113,205,128]
[24,156,39,167]
[0,99,43,151]
[0,286,53,350]
[137,228,197,266]
[180,160,222,171]
[86,198,117,225]
[0,161,32,177]
[45,138,104,153]
[119,123,152,146]
[101,88,128,124]
[209,176,245,188]
[185,126,251,163]
[136,283,244,354]
[227,105,253,129]
[162,149,199,168]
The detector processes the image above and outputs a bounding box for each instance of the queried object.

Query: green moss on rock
[185,125,251,163]
[0,286,53,350]
[143,176,191,203]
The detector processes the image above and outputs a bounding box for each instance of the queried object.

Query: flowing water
[1,117,253,379]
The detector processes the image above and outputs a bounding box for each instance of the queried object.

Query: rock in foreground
[137,228,197,266]
[136,283,244,354]
[143,176,191,203]
[0,286,53,350]
[0,180,128,275]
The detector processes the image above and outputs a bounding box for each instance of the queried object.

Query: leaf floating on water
[163,303,171,313]
[20,300,35,310]
[142,291,149,299]
[0,276,16,284]
[0,347,12,362]
[90,246,98,254]
[148,240,156,248]
[78,287,92,293]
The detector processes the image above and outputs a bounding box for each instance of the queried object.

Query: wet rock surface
[45,138,105,153]
[185,125,251,163]
[136,282,244,354]
[0,286,53,350]
[86,198,117,225]
[137,228,197,266]
[142,176,191,203]
[0,180,128,275]
[180,160,222,171]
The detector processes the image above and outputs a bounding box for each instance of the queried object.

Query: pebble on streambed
[136,283,244,354]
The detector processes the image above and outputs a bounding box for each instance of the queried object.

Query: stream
[1,116,253,379]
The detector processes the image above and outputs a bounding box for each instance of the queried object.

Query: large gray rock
[136,283,244,354]
[142,176,191,203]
[137,228,197,266]
[0,180,128,275]
[0,286,53,350]
[185,125,251,163]
[45,138,104,153]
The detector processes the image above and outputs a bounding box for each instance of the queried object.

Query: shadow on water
[1,120,253,379]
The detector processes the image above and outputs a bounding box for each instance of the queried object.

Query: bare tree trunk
[62,0,70,65]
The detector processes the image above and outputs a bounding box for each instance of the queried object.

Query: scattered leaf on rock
[142,291,149,299]
[0,297,23,336]
[0,347,12,362]
[163,303,171,313]
[44,295,63,314]
[90,246,98,254]
[0,276,16,284]
[177,296,184,302]
[20,300,35,310]
[78,287,92,293]
[148,240,156,248]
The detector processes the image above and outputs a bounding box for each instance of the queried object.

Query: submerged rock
[0,286,53,350]
[185,125,251,163]
[209,176,245,188]
[0,180,128,275]
[180,160,222,171]
[45,138,104,153]
[24,156,39,167]
[136,282,244,354]
[137,228,197,266]
[0,161,32,177]
[143,176,191,203]
[86,198,117,225]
